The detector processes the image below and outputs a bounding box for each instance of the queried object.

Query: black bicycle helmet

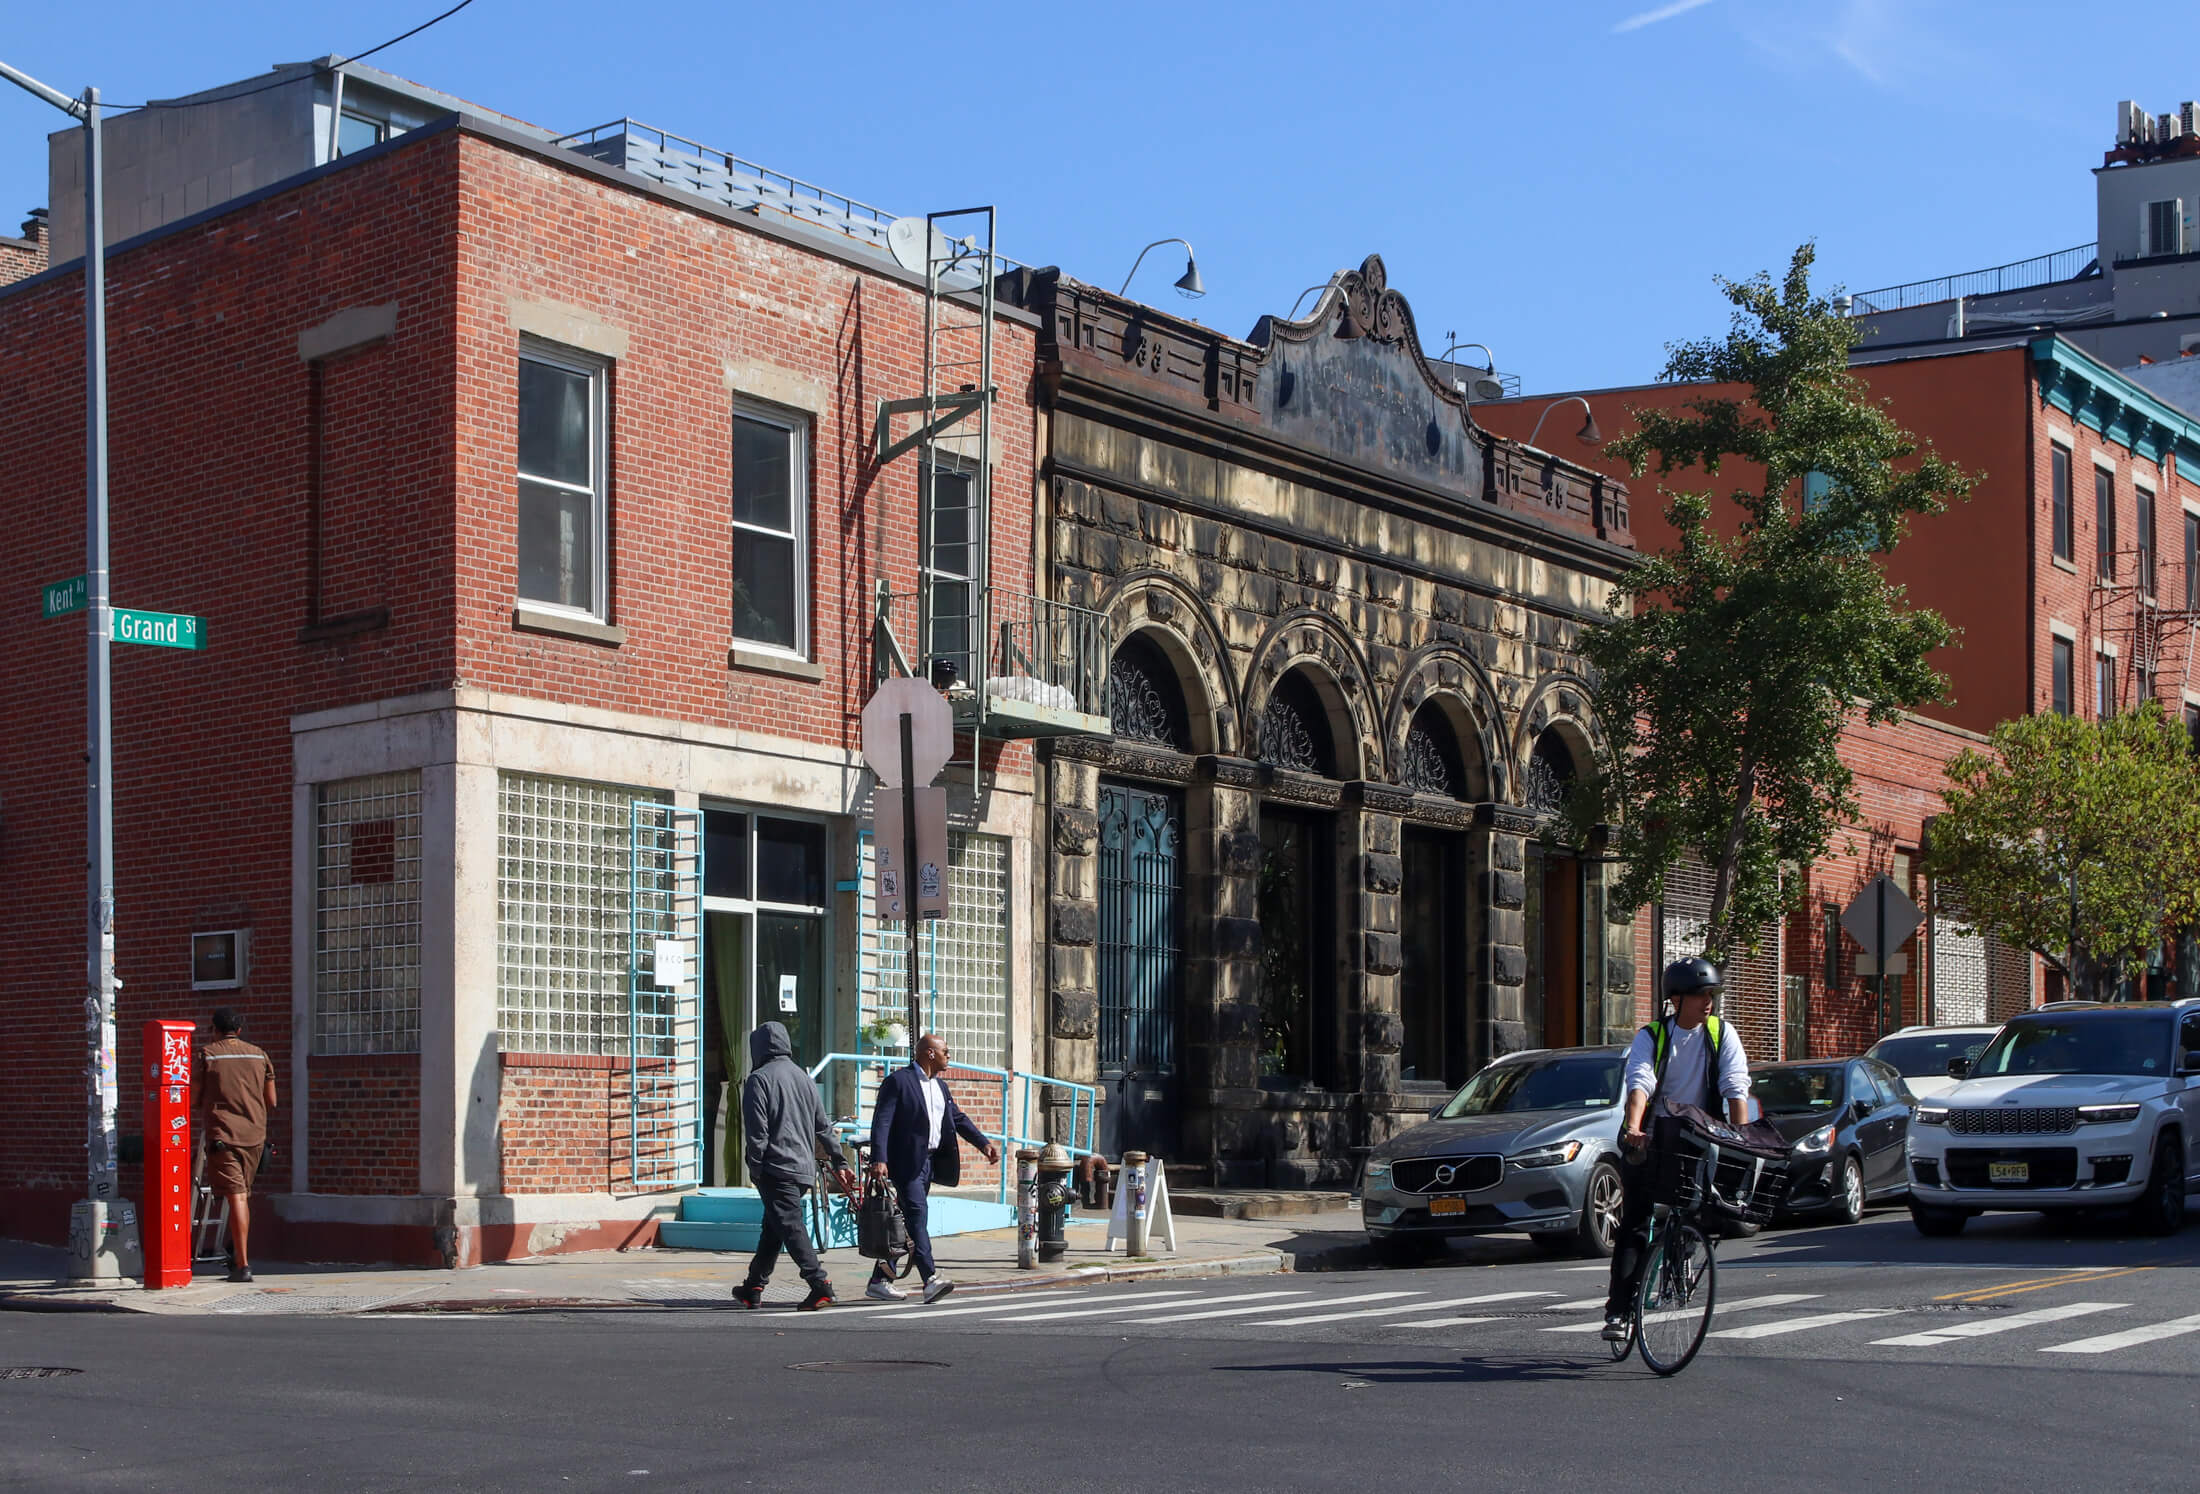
[1663,956,1722,999]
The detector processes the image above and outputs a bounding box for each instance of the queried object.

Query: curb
[0,1250,1289,1318]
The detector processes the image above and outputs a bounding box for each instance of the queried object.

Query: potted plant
[862,1016,909,1050]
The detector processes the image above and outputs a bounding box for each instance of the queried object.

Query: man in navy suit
[867,1033,998,1303]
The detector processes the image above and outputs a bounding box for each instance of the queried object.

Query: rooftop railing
[1850,242,2099,313]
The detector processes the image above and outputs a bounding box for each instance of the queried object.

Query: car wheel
[2135,1134,2187,1237]
[1833,1156,1866,1226]
[1574,1160,1624,1259]
[1910,1201,1968,1237]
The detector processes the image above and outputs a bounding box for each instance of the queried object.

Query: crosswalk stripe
[1539,1297,1610,1312]
[2040,1312,2200,1355]
[1541,1294,1819,1334]
[872,1289,1200,1322]
[1873,1301,2127,1347]
[827,1289,1097,1316]
[1124,1290,1415,1325]
[985,1291,1277,1323]
[1712,1310,1906,1340]
[1255,1291,1555,1327]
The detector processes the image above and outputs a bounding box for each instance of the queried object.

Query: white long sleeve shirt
[1622,1018,1750,1111]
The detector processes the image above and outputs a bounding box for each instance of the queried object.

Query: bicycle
[1613,1125,1784,1376]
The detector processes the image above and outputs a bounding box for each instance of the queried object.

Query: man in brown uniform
[195,1008,277,1282]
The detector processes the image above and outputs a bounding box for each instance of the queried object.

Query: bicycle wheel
[1634,1220,1716,1376]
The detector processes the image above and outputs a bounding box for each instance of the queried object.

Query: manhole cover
[1886,1302,2011,1313]
[789,1360,949,1373]
[0,1367,82,1380]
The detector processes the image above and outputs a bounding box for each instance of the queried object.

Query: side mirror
[1850,1099,1873,1123]
[1946,1057,1971,1080]
[2179,1048,2200,1076]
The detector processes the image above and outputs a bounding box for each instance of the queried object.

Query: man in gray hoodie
[730,1022,853,1311]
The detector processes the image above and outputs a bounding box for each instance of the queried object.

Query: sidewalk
[0,1212,1307,1318]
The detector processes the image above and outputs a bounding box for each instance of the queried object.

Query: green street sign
[40,575,87,619]
[111,608,204,650]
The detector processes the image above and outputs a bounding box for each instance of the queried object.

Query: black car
[1748,1057,1915,1224]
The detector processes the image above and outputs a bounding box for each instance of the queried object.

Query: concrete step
[679,1189,765,1225]
[1168,1188,1358,1221]
[657,1219,763,1252]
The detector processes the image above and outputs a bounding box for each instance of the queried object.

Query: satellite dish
[886,216,941,276]
[886,216,985,292]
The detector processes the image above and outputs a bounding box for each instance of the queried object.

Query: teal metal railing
[807,1052,1099,1206]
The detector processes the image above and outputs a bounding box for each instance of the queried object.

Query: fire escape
[2091,544,2198,717]
[871,208,1112,753]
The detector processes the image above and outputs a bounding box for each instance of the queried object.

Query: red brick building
[2,67,1079,1263]
[1481,335,2200,1054]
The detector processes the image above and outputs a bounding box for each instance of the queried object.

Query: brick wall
[0,221,46,287]
[941,1065,1005,1193]
[307,1055,421,1194]
[0,118,1045,1239]
[498,1055,626,1195]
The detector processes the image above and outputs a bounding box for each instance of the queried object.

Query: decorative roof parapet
[1007,254,1630,550]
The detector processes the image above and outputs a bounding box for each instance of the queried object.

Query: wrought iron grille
[1097,784,1183,1072]
[1400,720,1456,798]
[629,803,703,1189]
[1258,675,1331,775]
[1109,645,1189,751]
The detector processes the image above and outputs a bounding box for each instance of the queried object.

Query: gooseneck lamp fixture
[1526,395,1604,449]
[1121,238,1205,299]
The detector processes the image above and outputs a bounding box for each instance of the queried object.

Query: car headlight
[1913,1105,1949,1125]
[1507,1140,1584,1169]
[2078,1103,2142,1124]
[1363,1160,1392,1187]
[1793,1124,1836,1155]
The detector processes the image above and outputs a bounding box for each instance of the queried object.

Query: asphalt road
[6,1208,2197,1492]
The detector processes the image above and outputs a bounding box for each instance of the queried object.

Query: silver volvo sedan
[1360,1045,1627,1258]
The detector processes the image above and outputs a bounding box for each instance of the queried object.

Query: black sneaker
[730,1282,763,1309]
[1600,1313,1630,1343]
[797,1284,834,1311]
[227,1267,254,1284]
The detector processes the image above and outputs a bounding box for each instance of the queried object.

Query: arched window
[1108,633,1192,752]
[1523,729,1577,816]
[1258,670,1336,777]
[1400,702,1469,800]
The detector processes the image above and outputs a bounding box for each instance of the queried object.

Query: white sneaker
[865,1278,908,1302]
[922,1276,955,1304]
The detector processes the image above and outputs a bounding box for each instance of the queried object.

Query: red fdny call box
[142,1019,196,1288]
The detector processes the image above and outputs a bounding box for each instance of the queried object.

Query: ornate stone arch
[1510,671,1609,815]
[1243,609,1380,780]
[1384,643,1507,803]
[1099,568,1235,756]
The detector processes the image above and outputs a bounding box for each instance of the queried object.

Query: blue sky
[6,1,2199,393]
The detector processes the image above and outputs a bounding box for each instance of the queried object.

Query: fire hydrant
[1036,1142,1077,1262]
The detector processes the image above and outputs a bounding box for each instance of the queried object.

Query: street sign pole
[1875,877,1888,1037]
[900,712,922,1042]
[3,57,136,1279]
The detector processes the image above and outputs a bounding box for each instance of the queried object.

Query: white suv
[1906,999,2200,1237]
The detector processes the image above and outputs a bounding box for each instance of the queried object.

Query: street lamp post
[0,58,135,1280]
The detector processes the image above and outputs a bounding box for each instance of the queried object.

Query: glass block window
[859,830,1010,1069]
[497,773,665,1054]
[314,773,424,1055]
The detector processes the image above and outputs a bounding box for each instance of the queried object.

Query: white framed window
[2144,198,2186,258]
[516,341,610,620]
[922,452,981,686]
[731,404,809,656]
[337,111,386,156]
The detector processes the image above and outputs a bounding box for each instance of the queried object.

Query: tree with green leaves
[1576,246,1974,962]
[1924,704,2200,1000]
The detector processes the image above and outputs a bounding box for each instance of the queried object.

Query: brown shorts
[206,1141,263,1196]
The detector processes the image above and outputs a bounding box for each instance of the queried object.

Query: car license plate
[1989,1161,2029,1184]
[1428,1197,1466,1215]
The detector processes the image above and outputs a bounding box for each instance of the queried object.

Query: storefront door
[700,808,832,1187]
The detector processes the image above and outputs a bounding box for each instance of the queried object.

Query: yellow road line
[1942,1267,2156,1303]
[1933,1272,2087,1302]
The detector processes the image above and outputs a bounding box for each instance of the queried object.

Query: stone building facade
[1008,257,1644,1186]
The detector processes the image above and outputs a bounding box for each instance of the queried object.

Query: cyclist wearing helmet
[1601,955,1750,1343]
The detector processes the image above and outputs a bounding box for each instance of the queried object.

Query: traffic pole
[900,712,921,1042]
